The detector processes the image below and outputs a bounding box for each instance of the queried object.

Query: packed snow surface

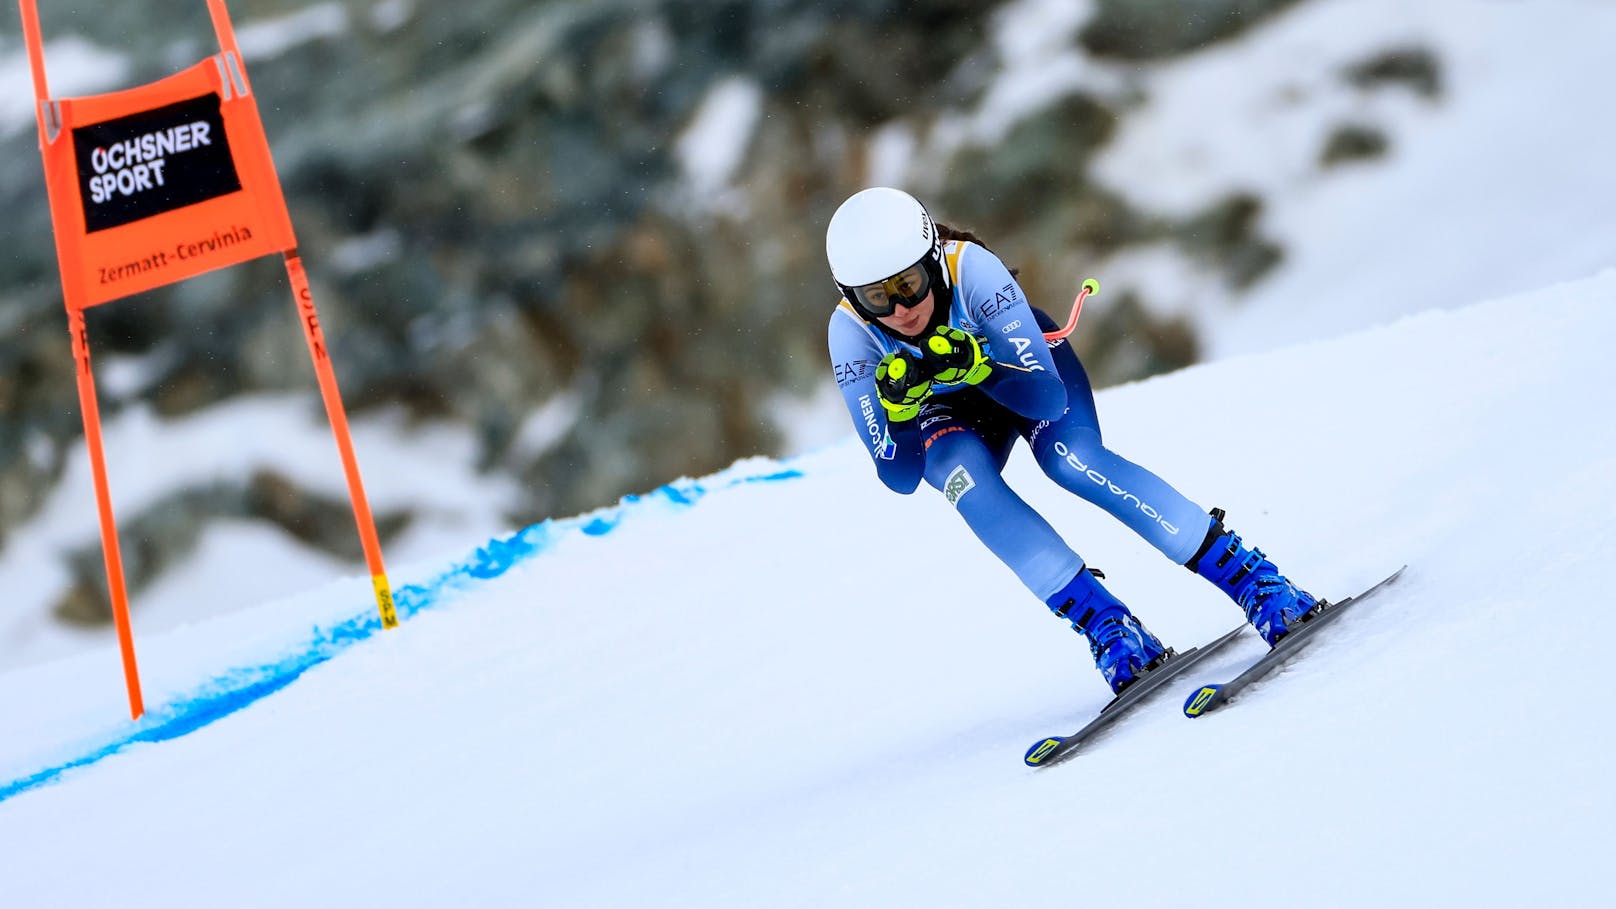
[2,271,1612,907]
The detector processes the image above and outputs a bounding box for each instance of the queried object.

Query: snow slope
[2,270,1612,907]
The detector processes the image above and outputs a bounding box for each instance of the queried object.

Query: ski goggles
[845,262,932,317]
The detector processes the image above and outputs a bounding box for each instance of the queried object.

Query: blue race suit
[828,240,1215,601]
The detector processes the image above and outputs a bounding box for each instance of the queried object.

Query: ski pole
[1044,278,1099,342]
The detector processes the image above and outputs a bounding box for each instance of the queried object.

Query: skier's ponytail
[934,222,1019,278]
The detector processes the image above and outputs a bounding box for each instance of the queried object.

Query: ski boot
[1046,568,1171,694]
[1187,508,1320,647]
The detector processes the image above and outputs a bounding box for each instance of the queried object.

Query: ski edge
[1024,624,1246,768]
[1181,565,1407,719]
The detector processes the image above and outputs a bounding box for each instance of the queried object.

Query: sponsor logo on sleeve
[875,427,896,460]
[980,282,1020,320]
[857,394,897,459]
[1007,334,1045,371]
[834,359,873,388]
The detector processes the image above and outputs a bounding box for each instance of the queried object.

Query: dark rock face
[1,0,1431,624]
[1081,0,1306,60]
[1344,46,1443,100]
[1320,122,1390,168]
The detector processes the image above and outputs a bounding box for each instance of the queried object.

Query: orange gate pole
[21,0,146,719]
[284,252,398,628]
[204,0,396,630]
[68,310,147,718]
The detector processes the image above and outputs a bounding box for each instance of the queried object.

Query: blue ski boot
[1187,508,1320,647]
[1045,568,1170,694]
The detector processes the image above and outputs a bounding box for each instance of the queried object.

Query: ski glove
[875,351,932,423]
[923,326,993,386]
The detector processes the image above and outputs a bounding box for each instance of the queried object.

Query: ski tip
[1024,736,1067,767]
[1183,684,1222,718]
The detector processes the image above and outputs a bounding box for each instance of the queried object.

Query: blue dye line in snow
[0,466,803,805]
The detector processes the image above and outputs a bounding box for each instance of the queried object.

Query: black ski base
[1182,565,1407,719]
[1025,624,1246,768]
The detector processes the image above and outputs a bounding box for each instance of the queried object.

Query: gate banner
[38,53,296,309]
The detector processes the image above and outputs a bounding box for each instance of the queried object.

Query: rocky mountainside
[1,0,1427,624]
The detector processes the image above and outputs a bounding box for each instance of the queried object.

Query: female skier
[825,186,1319,693]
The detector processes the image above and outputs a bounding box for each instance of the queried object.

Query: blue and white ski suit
[828,240,1215,601]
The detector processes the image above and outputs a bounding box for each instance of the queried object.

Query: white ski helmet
[825,187,950,319]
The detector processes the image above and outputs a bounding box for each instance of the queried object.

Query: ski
[1182,566,1407,719]
[1024,624,1247,768]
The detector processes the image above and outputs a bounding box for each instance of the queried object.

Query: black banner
[72,93,242,233]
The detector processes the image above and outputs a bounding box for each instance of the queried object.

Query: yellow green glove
[923,326,993,386]
[875,351,932,422]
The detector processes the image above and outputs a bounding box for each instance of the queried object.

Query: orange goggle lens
[851,264,931,316]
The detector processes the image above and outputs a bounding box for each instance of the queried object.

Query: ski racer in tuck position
[825,187,1320,693]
